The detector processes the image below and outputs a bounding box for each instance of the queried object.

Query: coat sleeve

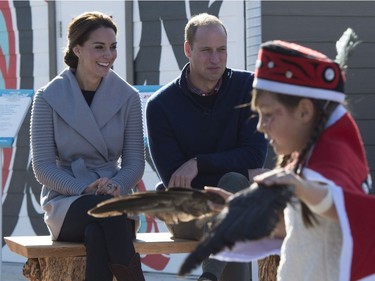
[111,93,145,195]
[31,90,88,195]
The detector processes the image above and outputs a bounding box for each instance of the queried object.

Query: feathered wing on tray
[88,183,294,276]
[88,187,225,224]
[178,183,294,276]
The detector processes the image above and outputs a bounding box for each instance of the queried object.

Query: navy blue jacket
[146,64,268,189]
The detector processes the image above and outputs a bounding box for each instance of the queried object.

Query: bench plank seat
[4,232,199,258]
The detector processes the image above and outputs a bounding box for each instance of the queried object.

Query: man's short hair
[184,13,227,47]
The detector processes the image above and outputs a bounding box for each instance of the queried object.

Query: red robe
[213,107,375,280]
[305,109,375,281]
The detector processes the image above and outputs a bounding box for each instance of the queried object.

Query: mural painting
[1,0,241,274]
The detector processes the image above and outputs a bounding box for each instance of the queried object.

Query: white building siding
[245,0,261,71]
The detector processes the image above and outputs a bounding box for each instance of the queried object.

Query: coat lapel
[90,70,132,128]
[43,69,134,159]
[43,69,108,158]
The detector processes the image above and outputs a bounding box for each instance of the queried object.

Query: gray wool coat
[30,68,145,240]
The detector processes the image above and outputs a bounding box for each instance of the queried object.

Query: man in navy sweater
[146,13,267,281]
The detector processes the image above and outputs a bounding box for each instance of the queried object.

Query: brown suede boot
[110,253,145,281]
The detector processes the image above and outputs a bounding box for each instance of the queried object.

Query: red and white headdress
[253,40,346,103]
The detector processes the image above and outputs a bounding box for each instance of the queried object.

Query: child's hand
[254,169,338,220]
[253,168,303,196]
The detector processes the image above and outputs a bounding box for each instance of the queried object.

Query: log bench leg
[22,257,114,281]
[23,258,41,281]
[257,254,280,281]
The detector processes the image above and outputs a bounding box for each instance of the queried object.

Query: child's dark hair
[252,89,339,227]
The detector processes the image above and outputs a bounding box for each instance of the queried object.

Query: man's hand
[168,158,198,188]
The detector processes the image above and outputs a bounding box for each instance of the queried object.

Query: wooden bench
[4,232,198,281]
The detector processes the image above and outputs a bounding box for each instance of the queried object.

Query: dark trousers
[58,195,136,281]
[167,172,252,281]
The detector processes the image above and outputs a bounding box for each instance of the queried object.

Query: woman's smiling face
[74,26,117,87]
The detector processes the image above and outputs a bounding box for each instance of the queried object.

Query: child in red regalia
[251,40,375,280]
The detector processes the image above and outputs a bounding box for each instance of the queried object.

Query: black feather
[178,183,294,276]
[88,187,225,224]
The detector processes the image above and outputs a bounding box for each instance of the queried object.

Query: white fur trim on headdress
[253,78,346,104]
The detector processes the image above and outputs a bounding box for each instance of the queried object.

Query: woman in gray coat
[30,12,145,281]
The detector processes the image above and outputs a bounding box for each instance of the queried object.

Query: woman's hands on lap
[83,178,121,197]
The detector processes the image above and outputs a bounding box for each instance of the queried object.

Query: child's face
[255,92,311,155]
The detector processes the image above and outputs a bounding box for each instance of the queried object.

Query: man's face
[185,24,227,87]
